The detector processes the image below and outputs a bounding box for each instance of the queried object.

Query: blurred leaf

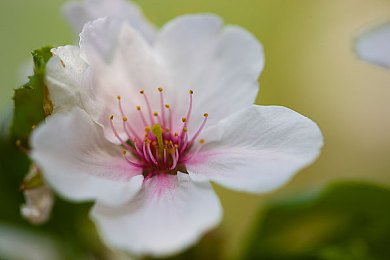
[242,182,390,260]
[11,45,53,145]
[0,45,53,223]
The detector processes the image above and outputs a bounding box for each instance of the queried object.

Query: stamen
[15,139,30,154]
[154,111,163,126]
[142,141,152,164]
[133,139,144,157]
[187,113,208,150]
[122,117,133,140]
[117,97,140,140]
[166,105,173,130]
[163,148,167,166]
[122,151,144,168]
[137,106,148,127]
[169,145,179,170]
[180,130,189,154]
[109,115,132,151]
[140,90,155,125]
[143,170,154,183]
[187,90,193,122]
[146,142,158,166]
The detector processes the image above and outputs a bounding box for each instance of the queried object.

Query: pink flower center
[109,88,207,181]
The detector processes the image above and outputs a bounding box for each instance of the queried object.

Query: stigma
[110,88,208,174]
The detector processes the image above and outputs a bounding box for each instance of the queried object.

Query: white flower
[355,22,390,68]
[31,1,323,257]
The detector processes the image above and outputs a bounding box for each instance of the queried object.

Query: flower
[355,22,390,68]
[31,1,323,257]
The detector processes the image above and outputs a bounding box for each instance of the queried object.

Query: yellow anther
[136,106,141,111]
[169,141,173,145]
[165,128,170,132]
[151,124,164,148]
[164,140,169,145]
[31,125,36,129]
[199,139,205,144]
[144,133,148,137]
[153,112,158,116]
[117,95,121,100]
[144,126,150,132]
[165,104,170,108]
[189,89,194,94]
[174,144,179,149]
[158,87,163,92]
[122,150,127,155]
[147,139,151,144]
[174,132,179,136]
[204,113,208,117]
[60,59,65,68]
[133,138,137,143]
[143,138,148,142]
[152,141,157,146]
[182,117,187,123]
[16,139,21,146]
[139,90,144,94]
[122,117,128,122]
[183,127,188,132]
[110,115,114,120]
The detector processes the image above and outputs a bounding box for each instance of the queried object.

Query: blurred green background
[1,0,390,259]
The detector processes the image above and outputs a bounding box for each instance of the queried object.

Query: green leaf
[242,182,390,260]
[10,45,53,145]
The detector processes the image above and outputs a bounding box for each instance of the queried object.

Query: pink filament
[146,143,159,166]
[138,108,149,127]
[143,170,154,183]
[123,154,145,168]
[141,92,155,125]
[187,116,208,150]
[109,118,133,151]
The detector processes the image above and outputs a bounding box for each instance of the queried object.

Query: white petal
[45,45,88,113]
[31,108,143,204]
[355,22,390,68]
[63,0,156,43]
[186,105,323,193]
[79,17,170,142]
[155,14,265,130]
[91,172,222,257]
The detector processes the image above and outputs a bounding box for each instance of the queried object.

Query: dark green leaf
[242,182,390,260]
[10,45,53,145]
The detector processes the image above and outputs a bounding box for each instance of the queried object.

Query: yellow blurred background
[1,0,390,259]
